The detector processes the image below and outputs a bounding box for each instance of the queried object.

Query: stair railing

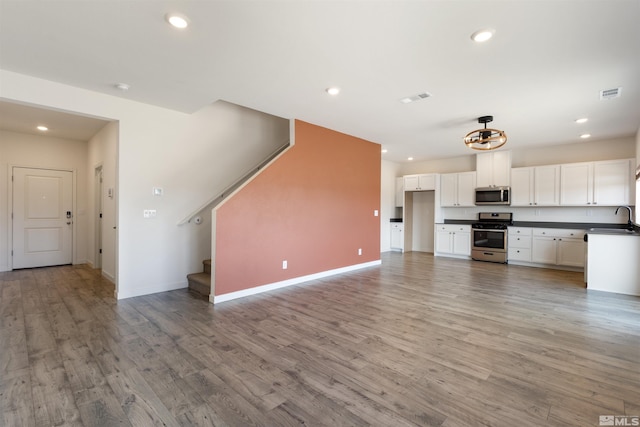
[177,140,290,225]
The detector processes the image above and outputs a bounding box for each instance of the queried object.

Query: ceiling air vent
[600,87,622,100]
[400,92,432,104]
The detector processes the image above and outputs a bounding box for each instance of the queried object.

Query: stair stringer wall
[176,101,289,286]
[211,120,381,304]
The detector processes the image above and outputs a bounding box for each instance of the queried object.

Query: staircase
[187,259,211,299]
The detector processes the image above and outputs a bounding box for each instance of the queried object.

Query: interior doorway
[404,190,436,253]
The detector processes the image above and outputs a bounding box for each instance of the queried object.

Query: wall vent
[400,92,432,104]
[600,87,622,100]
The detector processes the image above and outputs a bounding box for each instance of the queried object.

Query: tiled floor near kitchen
[1,252,639,426]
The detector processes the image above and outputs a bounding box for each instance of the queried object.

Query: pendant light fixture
[464,115,507,150]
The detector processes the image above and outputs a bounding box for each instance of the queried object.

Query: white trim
[101,269,115,284]
[213,260,382,304]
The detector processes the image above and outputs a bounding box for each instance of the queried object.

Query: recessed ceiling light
[326,87,340,96]
[165,13,189,29]
[408,157,414,161]
[36,125,48,131]
[381,149,388,153]
[575,118,588,124]
[580,133,591,139]
[471,28,495,43]
[115,83,130,91]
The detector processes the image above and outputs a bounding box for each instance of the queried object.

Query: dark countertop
[512,222,629,230]
[443,219,631,230]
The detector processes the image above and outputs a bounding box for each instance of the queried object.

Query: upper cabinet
[511,165,560,206]
[560,159,633,206]
[476,151,512,188]
[403,174,437,191]
[440,172,476,207]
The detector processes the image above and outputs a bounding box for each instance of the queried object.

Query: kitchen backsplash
[441,206,634,224]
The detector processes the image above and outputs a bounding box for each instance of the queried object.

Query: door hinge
[99,213,103,218]
[11,250,13,256]
[99,249,102,254]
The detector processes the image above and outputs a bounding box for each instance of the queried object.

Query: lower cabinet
[508,227,585,269]
[390,223,404,252]
[435,224,471,257]
[507,227,532,262]
[531,229,586,268]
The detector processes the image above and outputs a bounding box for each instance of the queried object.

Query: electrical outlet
[358,248,362,255]
[282,260,287,269]
[374,210,379,217]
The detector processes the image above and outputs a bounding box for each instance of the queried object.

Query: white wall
[380,160,401,252]
[87,121,118,281]
[1,70,288,299]
[0,130,89,271]
[400,155,475,175]
[510,136,635,167]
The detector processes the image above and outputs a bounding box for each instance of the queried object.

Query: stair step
[187,272,210,298]
[203,259,211,274]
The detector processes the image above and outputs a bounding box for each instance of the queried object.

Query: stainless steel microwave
[475,186,510,205]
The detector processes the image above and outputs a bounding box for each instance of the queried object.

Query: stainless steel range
[471,212,513,263]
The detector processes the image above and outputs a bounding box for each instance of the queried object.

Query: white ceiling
[0,100,110,141]
[0,1,638,162]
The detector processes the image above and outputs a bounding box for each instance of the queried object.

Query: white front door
[13,167,73,269]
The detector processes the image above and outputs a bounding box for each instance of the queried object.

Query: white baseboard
[0,265,9,272]
[101,269,115,284]
[213,259,382,304]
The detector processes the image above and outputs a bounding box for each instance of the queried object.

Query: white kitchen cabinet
[435,224,471,256]
[440,172,476,207]
[403,174,437,191]
[531,236,558,264]
[507,227,532,262]
[395,177,404,207]
[531,228,585,267]
[510,165,560,206]
[560,159,633,206]
[476,151,511,188]
[390,223,404,252]
[556,238,585,267]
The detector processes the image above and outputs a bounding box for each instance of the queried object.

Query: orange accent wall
[214,120,381,296]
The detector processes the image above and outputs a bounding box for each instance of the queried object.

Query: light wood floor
[1,252,639,426]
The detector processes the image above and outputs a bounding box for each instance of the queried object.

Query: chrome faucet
[615,205,633,228]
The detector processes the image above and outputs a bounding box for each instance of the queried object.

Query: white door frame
[94,164,103,269]
[8,164,77,270]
